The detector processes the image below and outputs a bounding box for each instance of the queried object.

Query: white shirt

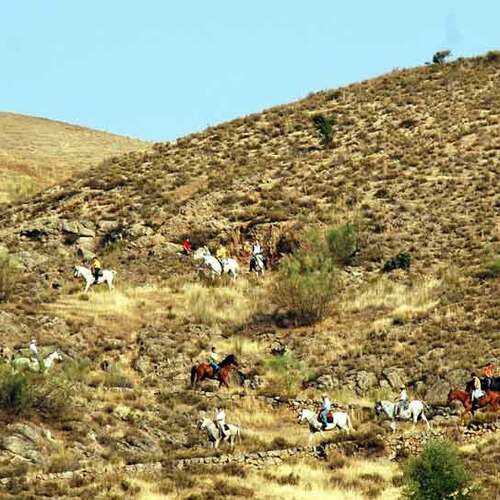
[209,351,219,363]
[399,389,408,401]
[29,341,38,357]
[252,243,262,254]
[215,409,225,424]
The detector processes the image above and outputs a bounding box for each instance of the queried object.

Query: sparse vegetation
[326,223,359,266]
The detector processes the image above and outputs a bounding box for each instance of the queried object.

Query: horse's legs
[84,281,91,293]
[421,413,430,430]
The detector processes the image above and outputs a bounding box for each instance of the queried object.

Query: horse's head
[221,354,238,368]
[297,409,310,424]
[53,351,63,362]
[198,418,208,430]
[73,266,81,278]
[374,401,383,416]
[447,389,459,405]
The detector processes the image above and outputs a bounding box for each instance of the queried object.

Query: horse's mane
[220,354,238,367]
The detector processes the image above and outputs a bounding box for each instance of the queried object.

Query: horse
[191,354,239,389]
[11,350,63,372]
[374,400,430,432]
[249,254,265,277]
[198,417,241,448]
[74,266,116,293]
[447,389,500,415]
[192,248,239,279]
[297,408,353,444]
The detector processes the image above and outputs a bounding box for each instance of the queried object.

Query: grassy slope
[0,54,498,499]
[0,112,149,202]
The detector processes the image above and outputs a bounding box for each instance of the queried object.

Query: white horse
[374,400,430,432]
[11,350,63,372]
[193,248,239,279]
[298,408,353,444]
[249,253,265,277]
[198,417,241,448]
[74,265,116,293]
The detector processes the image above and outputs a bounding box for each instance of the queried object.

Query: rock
[356,371,378,392]
[61,221,96,238]
[382,367,406,389]
[316,374,334,389]
[425,378,451,405]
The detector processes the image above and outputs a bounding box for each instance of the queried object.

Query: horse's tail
[190,366,198,388]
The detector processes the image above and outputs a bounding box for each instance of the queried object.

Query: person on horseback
[483,363,494,391]
[214,407,227,439]
[29,338,39,362]
[209,347,220,376]
[394,385,409,417]
[215,243,227,266]
[90,256,102,284]
[182,238,192,255]
[319,393,331,429]
[467,373,484,411]
[250,239,266,271]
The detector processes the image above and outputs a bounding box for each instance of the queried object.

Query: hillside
[0,112,149,203]
[0,53,499,499]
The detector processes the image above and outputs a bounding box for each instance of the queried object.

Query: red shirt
[183,239,192,252]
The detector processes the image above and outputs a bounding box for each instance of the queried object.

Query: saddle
[318,410,334,423]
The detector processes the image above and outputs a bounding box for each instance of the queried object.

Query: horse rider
[215,243,228,266]
[209,346,220,376]
[319,393,331,429]
[182,238,192,255]
[394,385,409,417]
[214,407,227,439]
[251,239,266,269]
[467,372,484,411]
[90,256,102,284]
[483,363,494,391]
[29,338,39,362]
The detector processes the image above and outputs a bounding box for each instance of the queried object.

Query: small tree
[402,439,476,500]
[312,114,334,147]
[272,228,338,324]
[326,223,358,266]
[0,371,33,416]
[432,50,451,64]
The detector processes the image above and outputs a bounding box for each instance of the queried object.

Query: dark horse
[447,389,500,415]
[191,354,239,389]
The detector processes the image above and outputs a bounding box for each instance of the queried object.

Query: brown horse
[191,354,239,389]
[447,389,500,415]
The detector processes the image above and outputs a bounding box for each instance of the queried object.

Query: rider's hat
[322,393,327,398]
[400,385,405,389]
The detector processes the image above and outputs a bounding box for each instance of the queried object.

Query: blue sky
[1,1,498,141]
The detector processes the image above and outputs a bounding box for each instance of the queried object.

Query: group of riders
[182,237,266,272]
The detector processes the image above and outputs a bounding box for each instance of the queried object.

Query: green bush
[476,258,500,280]
[312,114,334,146]
[382,251,411,272]
[402,439,476,500]
[0,371,33,415]
[272,229,338,324]
[326,223,358,266]
[432,50,451,64]
[0,366,74,420]
[0,249,19,302]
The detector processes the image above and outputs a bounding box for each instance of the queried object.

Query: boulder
[356,371,378,392]
[425,378,451,405]
[0,424,46,463]
[113,404,132,420]
[61,221,96,238]
[316,374,334,389]
[382,367,406,389]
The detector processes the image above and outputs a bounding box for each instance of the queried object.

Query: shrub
[0,249,19,302]
[326,223,358,266]
[312,114,334,146]
[476,257,500,280]
[263,351,312,397]
[432,50,451,64]
[382,251,411,272]
[0,371,33,415]
[402,439,476,500]
[272,229,338,324]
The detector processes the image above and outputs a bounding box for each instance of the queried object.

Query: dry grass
[342,275,440,321]
[179,279,265,326]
